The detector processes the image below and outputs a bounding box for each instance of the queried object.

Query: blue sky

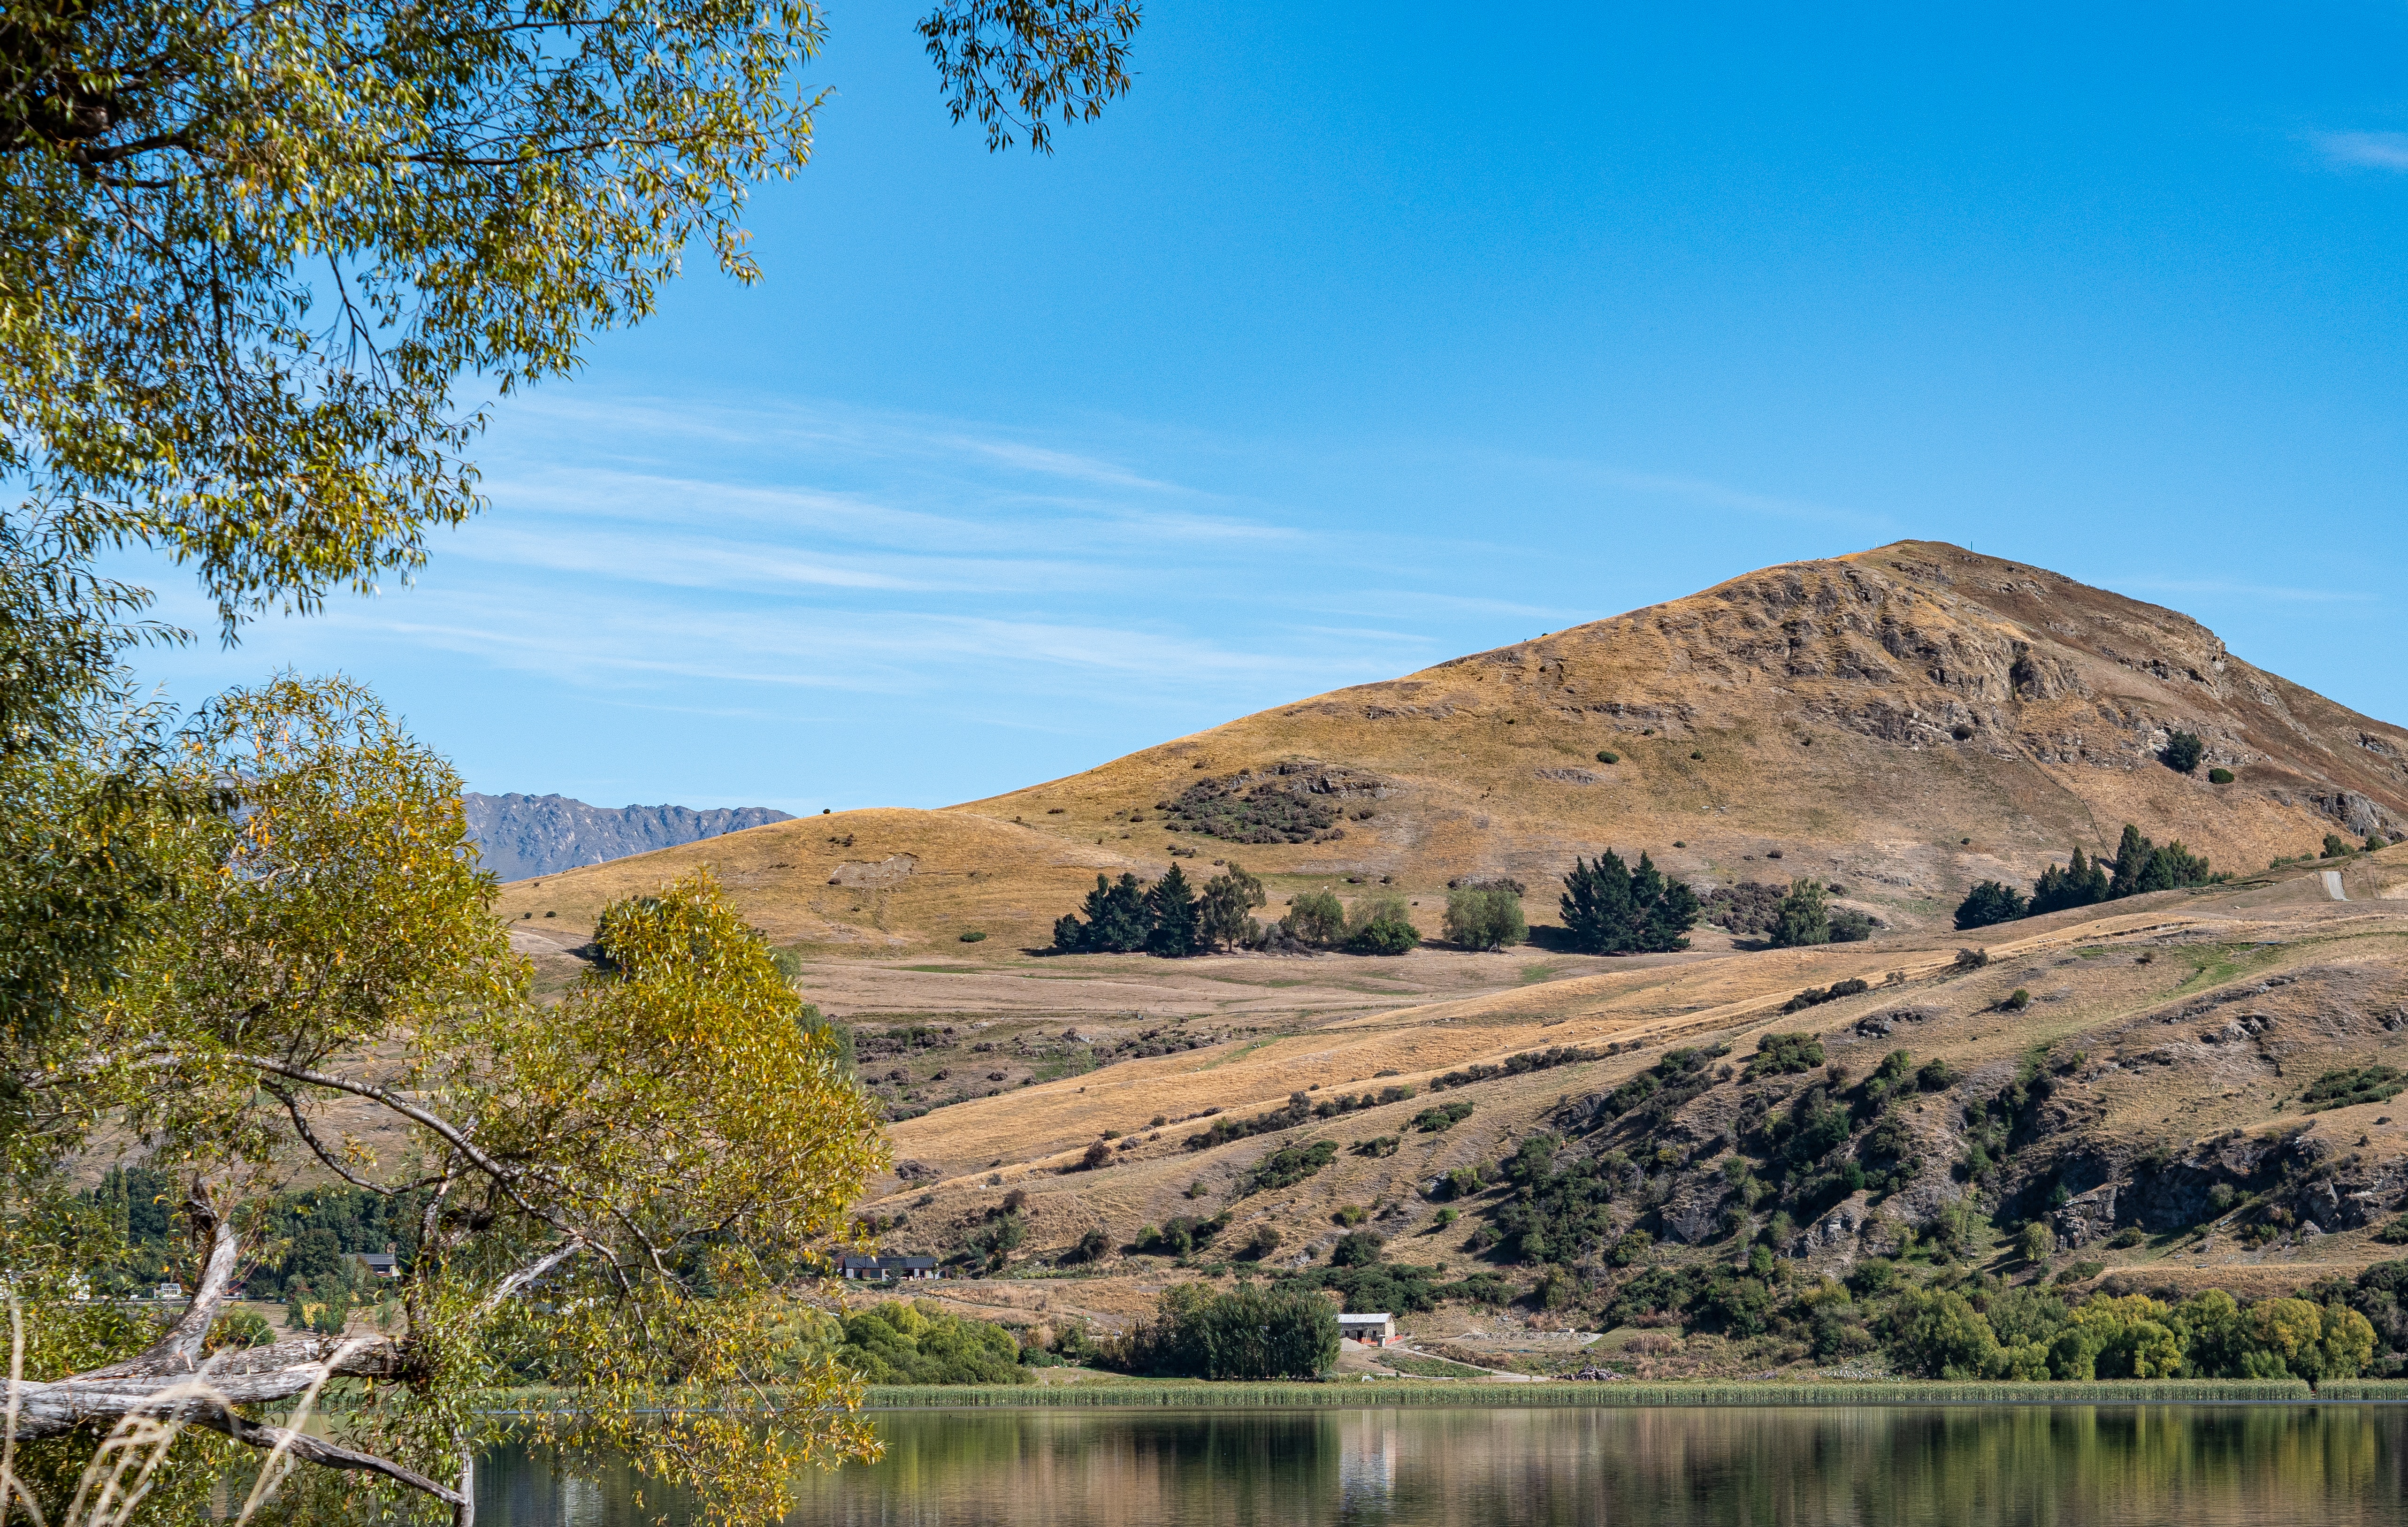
[135,2,2408,813]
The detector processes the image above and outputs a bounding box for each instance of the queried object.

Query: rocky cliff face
[464,793,792,881]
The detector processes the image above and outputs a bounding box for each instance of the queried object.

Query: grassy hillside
[496,541,2408,960]
[480,541,2408,1379]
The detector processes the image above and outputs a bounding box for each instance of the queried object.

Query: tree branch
[77,1184,242,1380]
[198,1398,466,1508]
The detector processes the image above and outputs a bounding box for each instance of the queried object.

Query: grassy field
[862,1378,2320,1409]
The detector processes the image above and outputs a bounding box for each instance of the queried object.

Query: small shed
[1338,1312,1397,1346]
[840,1254,942,1282]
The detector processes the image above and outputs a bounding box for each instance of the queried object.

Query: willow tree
[1,678,888,1522]
[2,0,1140,629]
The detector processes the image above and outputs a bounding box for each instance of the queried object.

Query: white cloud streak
[2311,131,2408,171]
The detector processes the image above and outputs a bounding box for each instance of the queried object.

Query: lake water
[478,1404,2408,1526]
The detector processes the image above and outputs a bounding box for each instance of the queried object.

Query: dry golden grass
[496,540,2408,964]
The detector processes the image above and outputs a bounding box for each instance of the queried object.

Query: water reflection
[479,1405,2408,1527]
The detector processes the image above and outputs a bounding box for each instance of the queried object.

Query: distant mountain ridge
[464,793,794,881]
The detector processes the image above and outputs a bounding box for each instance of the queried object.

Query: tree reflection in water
[477,1404,2408,1526]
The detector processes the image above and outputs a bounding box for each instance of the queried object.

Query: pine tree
[2030,845,2111,915]
[1055,872,1153,953]
[1559,850,1699,954]
[1953,880,2026,931]
[1560,851,1636,953]
[1634,853,1701,952]
[1144,864,1201,957]
[2108,825,2151,900]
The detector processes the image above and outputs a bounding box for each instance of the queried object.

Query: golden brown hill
[497,540,2408,956]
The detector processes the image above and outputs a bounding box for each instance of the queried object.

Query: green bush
[1412,1100,1475,1133]
[2300,1065,2408,1112]
[2002,988,2032,1012]
[1828,907,1881,942]
[2163,730,2204,774]
[1442,886,1526,951]
[2324,833,2353,860]
[959,930,986,942]
[1744,1032,1825,1080]
[2208,767,2235,785]
[1595,750,1619,764]
[835,1301,1032,1385]
[1241,1139,1339,1196]
[1343,894,1420,955]
[1111,1282,1338,1379]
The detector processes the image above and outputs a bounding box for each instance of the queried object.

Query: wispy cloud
[2310,131,2408,171]
[2116,577,2375,604]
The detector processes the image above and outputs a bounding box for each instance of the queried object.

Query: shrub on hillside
[1744,1032,1825,1080]
[2300,1065,2408,1112]
[1701,881,1786,938]
[1158,772,1346,844]
[2208,767,2236,785]
[1828,907,1881,942]
[2163,730,2205,774]
[1443,886,1526,951]
[1344,895,1421,954]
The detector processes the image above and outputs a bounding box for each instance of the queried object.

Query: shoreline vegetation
[860,1377,2408,1409]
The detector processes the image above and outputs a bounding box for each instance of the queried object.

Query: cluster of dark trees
[1053,862,1267,955]
[1956,825,2219,931]
[1053,867,1429,957]
[1559,850,1702,954]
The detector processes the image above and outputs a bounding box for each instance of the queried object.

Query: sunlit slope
[497,541,2408,956]
[866,850,2408,1301]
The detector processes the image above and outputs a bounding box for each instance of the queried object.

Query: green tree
[1285,889,1348,947]
[1443,887,1527,951]
[2163,730,2205,773]
[1117,1282,1338,1379]
[1883,1288,2000,1379]
[1560,850,1700,954]
[2,0,1139,631]
[835,1300,1030,1385]
[1953,880,2026,931]
[1055,871,1151,953]
[2017,1220,2056,1264]
[1144,863,1201,956]
[2028,846,2111,915]
[1,681,890,1522]
[1344,895,1421,955]
[1198,861,1267,950]
[1771,879,1831,948]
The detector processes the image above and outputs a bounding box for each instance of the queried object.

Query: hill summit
[497,541,2408,954]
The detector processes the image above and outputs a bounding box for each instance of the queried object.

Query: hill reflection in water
[479,1404,2408,1526]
